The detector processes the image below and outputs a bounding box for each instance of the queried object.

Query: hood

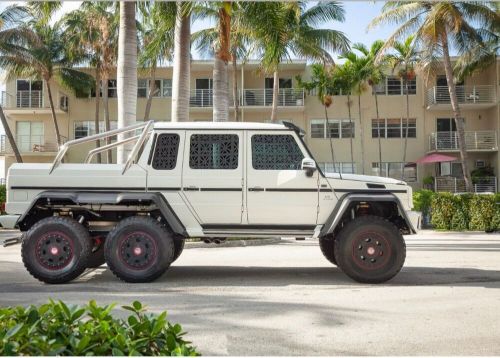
[325,173,406,185]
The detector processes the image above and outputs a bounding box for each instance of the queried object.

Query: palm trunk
[213,57,229,122]
[232,51,239,121]
[374,92,381,173]
[324,104,336,170]
[45,80,61,146]
[117,1,137,164]
[0,105,22,163]
[171,2,190,122]
[144,64,157,122]
[347,94,354,166]
[442,34,472,192]
[401,67,410,179]
[94,69,101,163]
[271,70,279,123]
[357,92,365,174]
[103,77,111,163]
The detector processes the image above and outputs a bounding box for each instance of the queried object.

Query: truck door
[182,130,244,224]
[245,131,319,226]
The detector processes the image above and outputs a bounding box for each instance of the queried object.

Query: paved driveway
[0,230,499,355]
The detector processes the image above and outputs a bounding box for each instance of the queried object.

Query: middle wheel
[104,216,174,283]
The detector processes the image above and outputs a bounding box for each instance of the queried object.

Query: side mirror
[301,158,317,177]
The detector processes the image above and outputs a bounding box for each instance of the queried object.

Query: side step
[2,236,22,247]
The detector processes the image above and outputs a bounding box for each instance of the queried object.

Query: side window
[151,133,180,170]
[189,134,239,169]
[252,134,304,170]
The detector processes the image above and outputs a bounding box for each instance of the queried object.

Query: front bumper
[0,215,20,229]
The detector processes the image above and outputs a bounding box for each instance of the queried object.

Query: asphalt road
[0,230,499,355]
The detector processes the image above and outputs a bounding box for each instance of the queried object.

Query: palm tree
[171,1,191,123]
[385,36,420,178]
[117,1,137,164]
[0,5,28,163]
[370,1,500,192]
[244,1,349,122]
[0,5,93,147]
[297,63,337,169]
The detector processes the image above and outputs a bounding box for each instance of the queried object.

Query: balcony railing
[429,131,498,152]
[427,85,496,106]
[0,134,67,154]
[189,88,305,108]
[435,176,497,193]
[0,91,68,112]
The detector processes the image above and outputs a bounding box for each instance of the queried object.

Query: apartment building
[1,58,498,192]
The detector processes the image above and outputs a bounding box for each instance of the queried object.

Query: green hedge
[0,300,199,356]
[413,190,500,231]
[0,185,5,214]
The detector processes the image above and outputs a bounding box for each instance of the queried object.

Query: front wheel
[334,216,406,283]
[319,237,337,266]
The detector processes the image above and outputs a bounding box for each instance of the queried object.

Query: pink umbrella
[415,153,458,164]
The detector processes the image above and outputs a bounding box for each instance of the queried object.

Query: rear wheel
[172,238,185,263]
[104,216,174,283]
[334,216,406,283]
[319,237,337,266]
[21,216,91,284]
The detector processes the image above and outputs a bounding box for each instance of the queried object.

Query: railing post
[433,86,436,104]
[454,178,457,193]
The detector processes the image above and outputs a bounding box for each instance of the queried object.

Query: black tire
[319,237,337,266]
[104,216,174,283]
[86,236,106,268]
[334,215,406,284]
[172,238,185,263]
[21,216,91,284]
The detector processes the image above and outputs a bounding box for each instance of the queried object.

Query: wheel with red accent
[104,216,174,283]
[334,216,406,283]
[21,216,92,284]
[87,235,106,268]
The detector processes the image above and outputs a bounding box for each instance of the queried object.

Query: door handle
[184,186,199,191]
[248,187,264,192]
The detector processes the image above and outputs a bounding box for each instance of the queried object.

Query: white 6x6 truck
[0,121,420,284]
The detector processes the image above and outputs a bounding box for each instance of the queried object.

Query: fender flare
[16,191,186,236]
[319,193,416,237]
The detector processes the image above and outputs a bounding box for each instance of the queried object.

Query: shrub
[413,189,435,215]
[0,185,5,214]
[0,300,199,356]
[469,195,496,231]
[430,192,456,230]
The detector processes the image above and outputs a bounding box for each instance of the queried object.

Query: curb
[185,237,282,249]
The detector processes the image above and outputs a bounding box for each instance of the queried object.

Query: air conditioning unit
[475,160,486,168]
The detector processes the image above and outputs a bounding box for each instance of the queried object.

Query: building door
[194,78,213,107]
[182,130,243,224]
[264,77,292,105]
[16,80,43,108]
[436,118,458,150]
[16,122,43,152]
[246,131,319,226]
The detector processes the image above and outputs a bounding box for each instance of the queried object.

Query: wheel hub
[352,232,391,270]
[119,232,157,269]
[36,232,73,270]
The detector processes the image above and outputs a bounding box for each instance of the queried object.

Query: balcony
[435,176,497,193]
[0,90,69,114]
[428,131,498,152]
[0,134,66,155]
[426,85,496,109]
[189,88,305,110]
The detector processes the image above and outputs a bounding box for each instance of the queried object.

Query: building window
[403,78,417,95]
[107,79,117,98]
[74,121,117,139]
[318,162,356,174]
[152,133,180,170]
[252,134,304,170]
[371,118,416,138]
[138,79,168,98]
[375,76,417,95]
[372,162,417,182]
[310,119,355,139]
[387,76,402,95]
[162,79,172,97]
[137,79,148,98]
[189,134,239,170]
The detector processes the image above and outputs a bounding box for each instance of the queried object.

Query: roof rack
[49,120,154,175]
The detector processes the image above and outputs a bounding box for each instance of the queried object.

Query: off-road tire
[334,215,406,283]
[172,238,185,263]
[86,236,105,268]
[21,216,91,284]
[104,216,174,283]
[319,237,337,266]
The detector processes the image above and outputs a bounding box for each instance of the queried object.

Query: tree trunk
[45,80,61,146]
[232,51,239,121]
[347,94,354,166]
[401,66,410,180]
[271,70,279,123]
[94,68,101,163]
[103,77,112,163]
[324,104,336,171]
[442,34,473,192]
[213,57,229,122]
[374,92,381,173]
[358,93,365,174]
[117,1,137,164]
[144,64,157,122]
[171,1,190,122]
[0,105,22,163]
